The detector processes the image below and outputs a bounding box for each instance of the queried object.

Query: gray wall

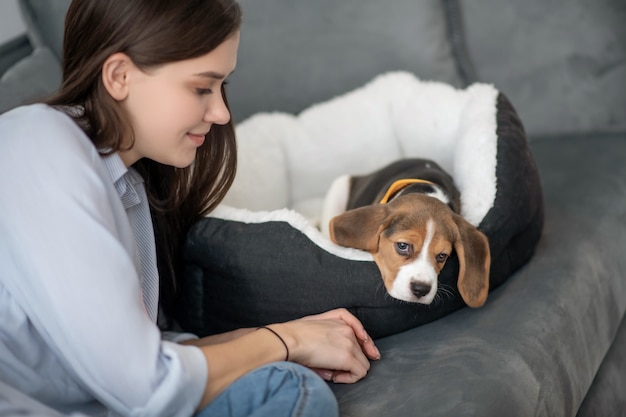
[0,0,25,44]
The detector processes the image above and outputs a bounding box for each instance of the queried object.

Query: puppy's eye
[395,242,413,256]
[436,253,448,263]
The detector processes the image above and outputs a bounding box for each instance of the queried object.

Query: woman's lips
[187,132,206,146]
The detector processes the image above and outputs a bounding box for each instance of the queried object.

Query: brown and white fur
[321,158,490,307]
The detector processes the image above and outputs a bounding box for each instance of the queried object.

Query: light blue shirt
[0,105,207,417]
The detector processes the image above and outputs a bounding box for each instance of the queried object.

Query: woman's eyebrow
[193,70,233,79]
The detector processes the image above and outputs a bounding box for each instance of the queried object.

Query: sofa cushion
[462,0,626,137]
[0,47,61,114]
[18,0,71,61]
[228,0,466,123]
[0,35,32,76]
[176,72,544,339]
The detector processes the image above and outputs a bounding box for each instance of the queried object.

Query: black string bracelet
[257,326,289,361]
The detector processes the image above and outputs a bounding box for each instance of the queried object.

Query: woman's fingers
[310,368,362,384]
[309,367,334,381]
[331,308,370,340]
[330,370,362,384]
[277,318,373,384]
[307,308,367,338]
[307,308,381,360]
[359,335,381,360]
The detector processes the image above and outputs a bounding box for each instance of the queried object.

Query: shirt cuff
[138,342,207,417]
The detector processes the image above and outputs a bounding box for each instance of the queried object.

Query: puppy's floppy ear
[329,205,389,252]
[452,214,491,307]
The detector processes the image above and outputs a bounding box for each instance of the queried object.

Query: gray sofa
[1,1,625,416]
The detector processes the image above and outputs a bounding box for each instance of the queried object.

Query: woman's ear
[101,53,133,101]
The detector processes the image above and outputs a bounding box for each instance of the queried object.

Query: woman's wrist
[256,326,289,361]
[182,327,256,347]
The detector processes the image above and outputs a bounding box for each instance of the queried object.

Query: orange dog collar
[379,179,436,204]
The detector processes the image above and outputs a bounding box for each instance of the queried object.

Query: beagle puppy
[321,158,490,307]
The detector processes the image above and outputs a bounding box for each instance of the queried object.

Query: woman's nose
[204,92,231,125]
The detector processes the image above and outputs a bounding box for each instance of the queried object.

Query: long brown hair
[47,0,242,321]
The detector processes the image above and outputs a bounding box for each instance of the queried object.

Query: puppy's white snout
[411,282,432,298]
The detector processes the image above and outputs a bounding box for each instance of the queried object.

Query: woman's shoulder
[0,104,107,187]
[0,103,99,160]
[0,103,81,135]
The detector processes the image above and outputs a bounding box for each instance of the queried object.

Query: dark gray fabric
[577,314,626,417]
[0,47,61,114]
[228,0,464,123]
[576,319,626,417]
[462,0,626,138]
[330,134,626,416]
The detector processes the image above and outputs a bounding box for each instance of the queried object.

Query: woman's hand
[192,309,379,408]
[302,308,380,361]
[274,308,380,384]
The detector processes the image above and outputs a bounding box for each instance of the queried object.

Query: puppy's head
[329,194,490,307]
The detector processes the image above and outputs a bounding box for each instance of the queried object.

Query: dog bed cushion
[176,71,544,339]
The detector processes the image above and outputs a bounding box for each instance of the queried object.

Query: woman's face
[117,31,240,168]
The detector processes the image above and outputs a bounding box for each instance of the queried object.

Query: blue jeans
[195,362,339,417]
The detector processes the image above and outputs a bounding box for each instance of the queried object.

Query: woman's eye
[196,88,212,95]
[395,242,413,256]
[436,253,448,263]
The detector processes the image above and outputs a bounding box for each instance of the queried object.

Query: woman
[0,1,379,416]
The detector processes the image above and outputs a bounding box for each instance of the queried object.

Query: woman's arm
[184,308,380,409]
[181,327,255,347]
[0,106,206,417]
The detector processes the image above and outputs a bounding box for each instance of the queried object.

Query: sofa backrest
[0,46,61,114]
[228,0,470,124]
[0,0,68,113]
[4,0,624,140]
[18,0,70,61]
[4,0,471,121]
[462,0,626,138]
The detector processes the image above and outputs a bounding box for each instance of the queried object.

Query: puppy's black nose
[411,282,431,298]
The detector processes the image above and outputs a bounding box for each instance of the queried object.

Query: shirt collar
[101,152,144,210]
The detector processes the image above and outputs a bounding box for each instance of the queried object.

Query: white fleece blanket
[214,71,499,240]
